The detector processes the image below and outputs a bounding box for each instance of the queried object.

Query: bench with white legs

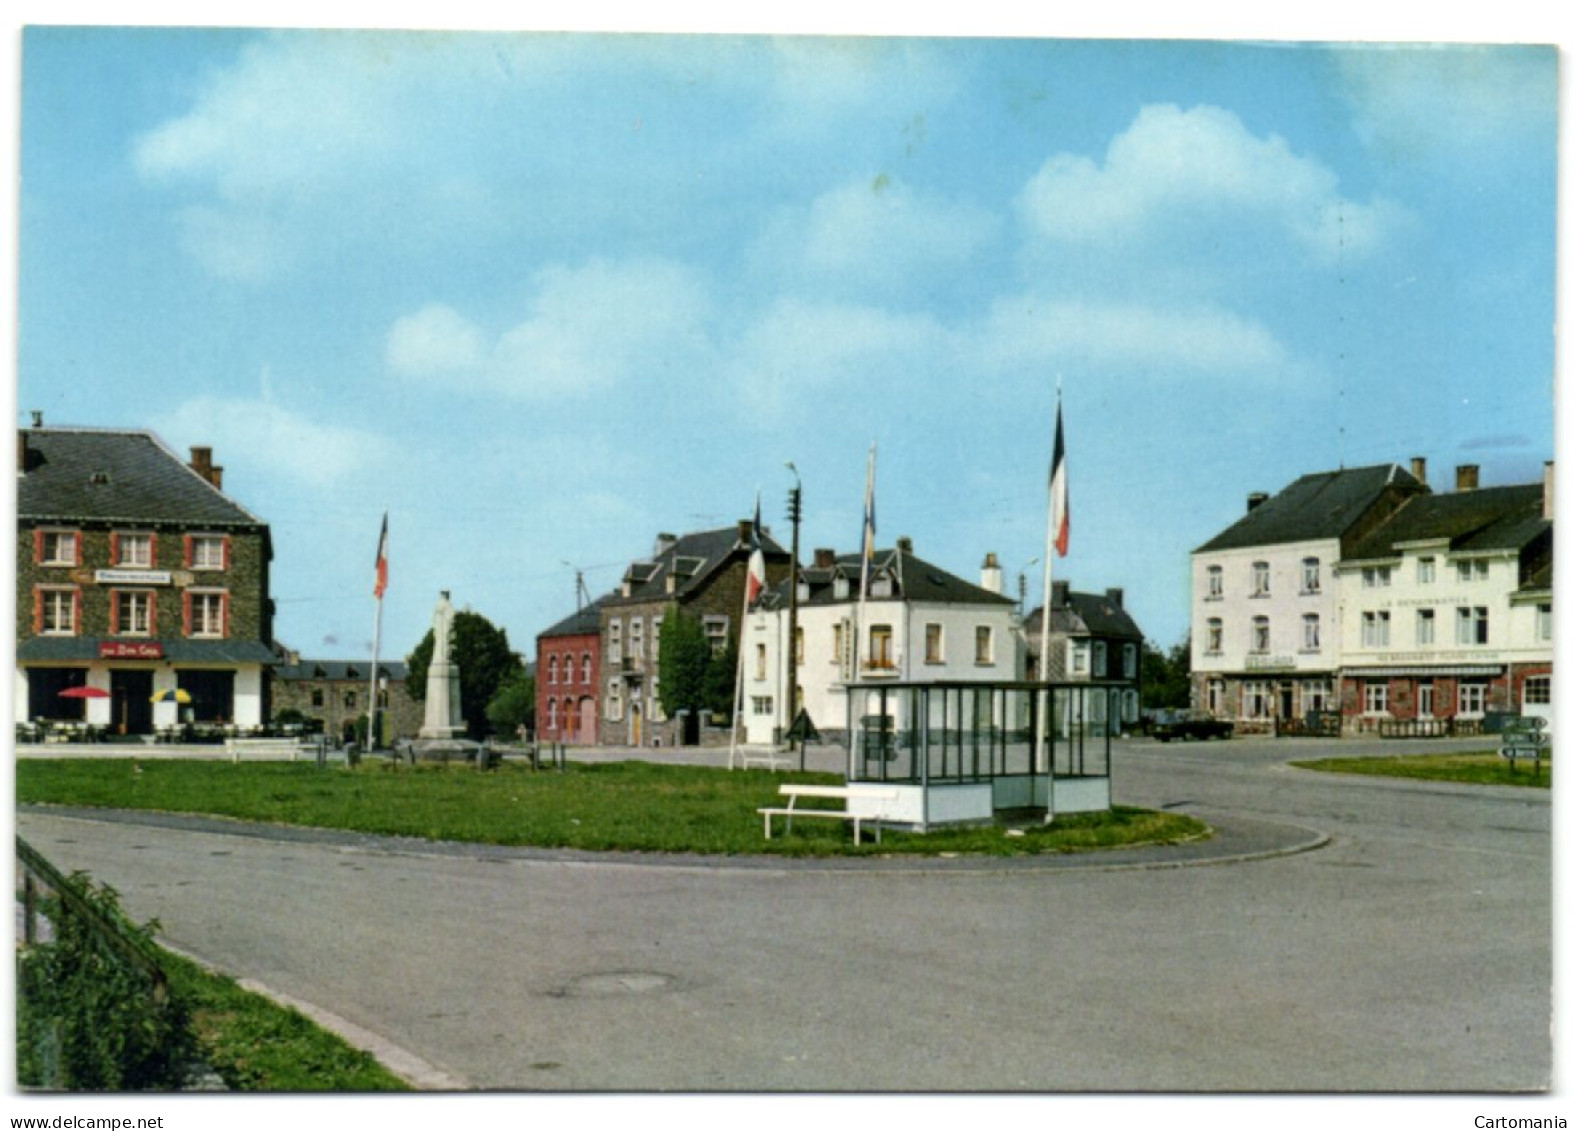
[759,783,900,844]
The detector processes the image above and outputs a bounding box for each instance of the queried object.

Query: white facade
[1191,538,1341,720]
[742,594,1024,746]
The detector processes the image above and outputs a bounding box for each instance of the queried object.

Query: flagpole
[853,444,876,778]
[1036,389,1065,817]
[367,513,388,754]
[728,492,759,771]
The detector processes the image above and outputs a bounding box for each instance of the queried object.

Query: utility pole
[785,462,803,756]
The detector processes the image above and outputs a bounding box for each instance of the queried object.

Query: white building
[741,539,1023,746]
[1192,462,1427,730]
[1335,464,1553,732]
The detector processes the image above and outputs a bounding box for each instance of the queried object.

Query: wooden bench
[759,783,901,844]
[225,736,313,763]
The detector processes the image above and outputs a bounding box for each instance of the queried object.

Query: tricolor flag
[1049,402,1069,558]
[745,495,767,607]
[373,513,389,599]
[860,443,877,564]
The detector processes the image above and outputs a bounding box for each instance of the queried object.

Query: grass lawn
[163,949,410,1091]
[16,758,1209,857]
[1290,751,1550,789]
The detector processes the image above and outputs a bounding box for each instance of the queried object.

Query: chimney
[30,411,42,427]
[654,533,677,557]
[1247,492,1270,513]
[896,536,913,554]
[737,519,753,545]
[814,548,836,569]
[980,552,1003,595]
[1411,456,1428,485]
[17,431,26,474]
[1106,587,1124,610]
[1545,461,1555,521]
[1052,580,1071,608]
[189,446,224,489]
[1455,464,1480,492]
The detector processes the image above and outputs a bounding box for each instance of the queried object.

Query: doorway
[110,670,155,736]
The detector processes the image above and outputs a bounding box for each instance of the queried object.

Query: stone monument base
[401,737,484,764]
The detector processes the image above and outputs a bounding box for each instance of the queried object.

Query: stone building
[272,656,421,744]
[16,423,276,735]
[598,522,791,746]
[1023,580,1146,734]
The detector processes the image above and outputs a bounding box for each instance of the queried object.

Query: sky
[12,16,1561,669]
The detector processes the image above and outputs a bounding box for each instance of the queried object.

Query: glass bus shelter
[843,679,1123,832]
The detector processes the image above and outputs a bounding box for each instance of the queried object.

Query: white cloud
[388,258,716,396]
[1332,44,1556,162]
[980,296,1291,379]
[155,396,393,487]
[750,175,998,293]
[1018,103,1405,265]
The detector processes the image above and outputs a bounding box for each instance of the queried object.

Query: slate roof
[1344,484,1550,561]
[603,524,789,607]
[17,428,264,527]
[760,546,1014,609]
[1195,464,1422,553]
[537,594,614,640]
[276,659,410,681]
[1024,592,1144,643]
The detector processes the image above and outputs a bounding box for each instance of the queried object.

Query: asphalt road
[15,735,1552,1093]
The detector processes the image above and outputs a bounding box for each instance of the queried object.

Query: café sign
[95,569,172,586]
[99,641,163,660]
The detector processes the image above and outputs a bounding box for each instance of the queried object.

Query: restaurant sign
[99,641,164,660]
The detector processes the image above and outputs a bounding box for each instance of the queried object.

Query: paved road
[16,736,1551,1092]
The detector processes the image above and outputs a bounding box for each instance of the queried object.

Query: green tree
[1140,635,1193,709]
[486,672,536,739]
[406,609,524,739]
[703,635,739,718]
[657,607,710,722]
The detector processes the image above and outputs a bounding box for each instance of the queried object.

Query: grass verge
[17,758,1209,857]
[161,947,410,1091]
[1289,751,1550,789]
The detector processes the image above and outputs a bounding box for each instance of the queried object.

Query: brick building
[16,424,276,735]
[535,596,607,745]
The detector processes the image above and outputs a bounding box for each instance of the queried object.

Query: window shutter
[149,591,158,635]
[110,532,120,566]
[32,589,42,635]
[74,531,83,566]
[183,535,193,568]
[149,533,158,568]
[72,590,82,635]
[223,537,231,570]
[33,529,43,564]
[220,593,230,638]
[183,592,192,638]
[110,590,121,635]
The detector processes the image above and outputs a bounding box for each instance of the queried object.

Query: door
[111,670,155,736]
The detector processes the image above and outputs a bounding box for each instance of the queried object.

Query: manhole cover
[565,971,677,997]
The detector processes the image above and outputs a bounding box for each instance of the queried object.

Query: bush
[17,873,196,1090]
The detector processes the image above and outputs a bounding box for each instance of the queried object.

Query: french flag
[373,513,389,599]
[745,496,767,606]
[1049,402,1069,557]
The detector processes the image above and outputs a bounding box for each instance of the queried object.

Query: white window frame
[41,529,79,566]
[1251,561,1270,598]
[1069,639,1089,674]
[116,590,154,637]
[117,532,154,568]
[1206,618,1223,655]
[1364,682,1389,715]
[189,591,225,638]
[1537,604,1552,642]
[1418,682,1435,718]
[1458,682,1488,717]
[1455,606,1489,646]
[1302,614,1320,652]
[1251,616,1270,654]
[191,535,226,570]
[39,587,77,636]
[925,623,944,665]
[1418,556,1436,584]
[608,619,623,663]
[1206,565,1223,600]
[1091,640,1106,674]
[1416,608,1435,646]
[1301,557,1321,594]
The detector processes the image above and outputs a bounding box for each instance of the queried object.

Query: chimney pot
[896,536,913,553]
[1411,456,1428,485]
[1455,464,1480,492]
[737,519,753,544]
[980,552,1003,595]
[814,548,836,569]
[1247,492,1270,513]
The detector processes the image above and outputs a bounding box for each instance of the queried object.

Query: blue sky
[14,20,1559,664]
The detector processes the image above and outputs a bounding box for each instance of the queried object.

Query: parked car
[1151,709,1235,742]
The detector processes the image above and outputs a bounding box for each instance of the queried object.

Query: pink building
[535,598,604,745]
